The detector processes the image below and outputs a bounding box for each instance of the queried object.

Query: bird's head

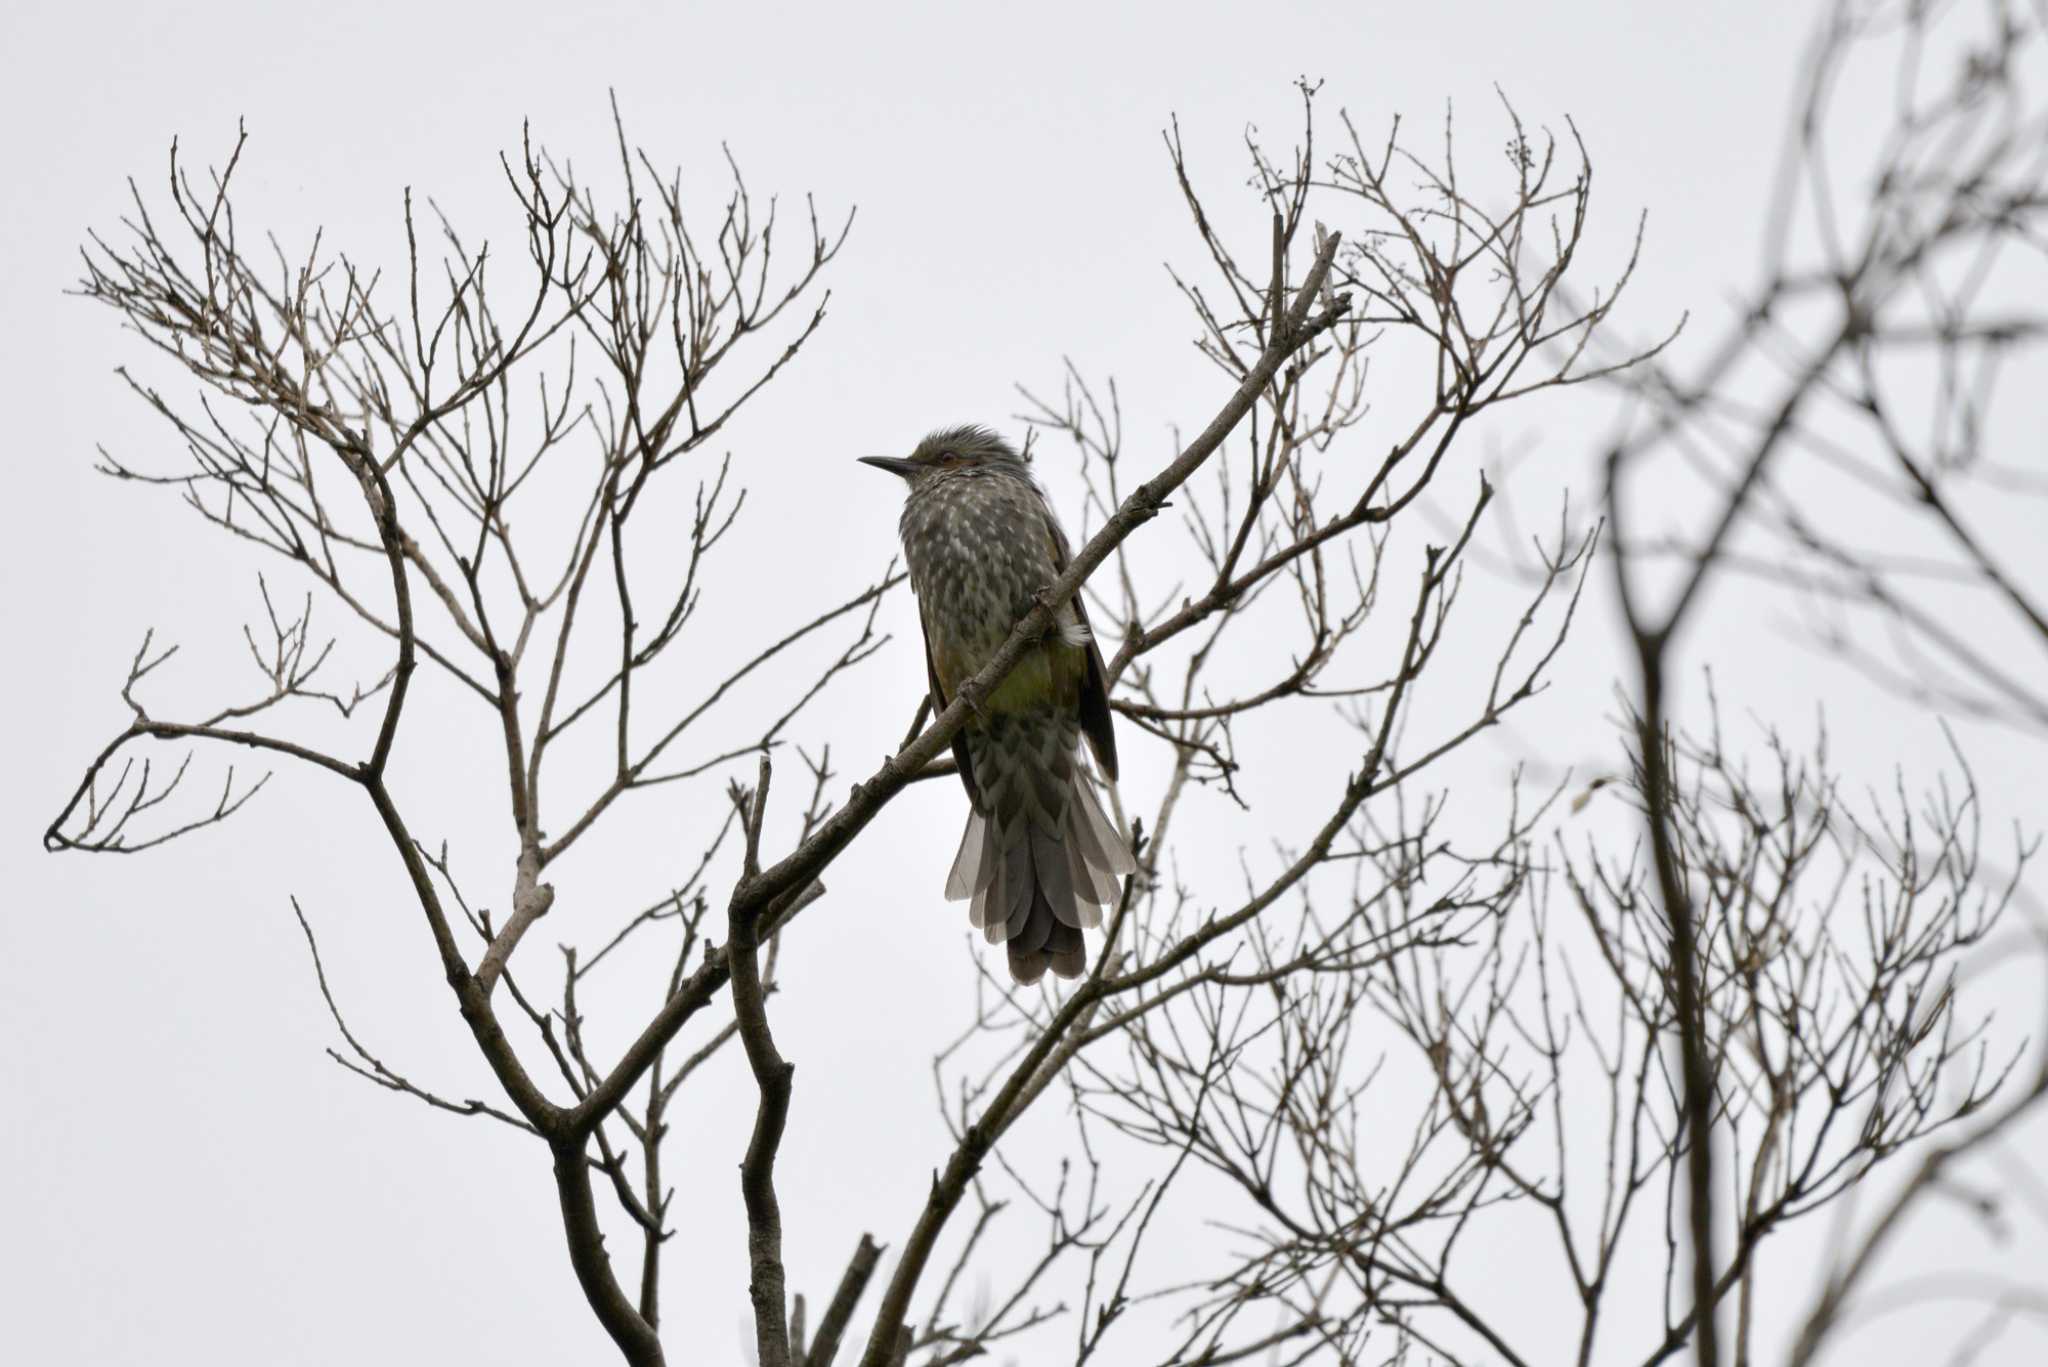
[858,424,1028,487]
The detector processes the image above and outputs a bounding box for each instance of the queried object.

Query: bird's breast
[900,475,1061,692]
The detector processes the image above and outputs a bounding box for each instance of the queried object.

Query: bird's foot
[956,678,989,721]
[1033,587,1091,647]
[1030,587,1066,643]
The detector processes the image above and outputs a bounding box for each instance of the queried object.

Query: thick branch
[733,758,796,1367]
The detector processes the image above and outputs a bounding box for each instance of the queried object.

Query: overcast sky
[5,2,2044,1364]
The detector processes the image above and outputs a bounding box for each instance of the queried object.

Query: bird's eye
[939,452,962,466]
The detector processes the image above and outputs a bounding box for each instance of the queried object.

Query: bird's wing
[920,603,983,808]
[1042,508,1120,782]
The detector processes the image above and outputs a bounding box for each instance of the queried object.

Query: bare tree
[42,5,2048,1363]
[906,12,2048,1354]
[1597,2,2048,1362]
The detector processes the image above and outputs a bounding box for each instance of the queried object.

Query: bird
[861,425,1135,983]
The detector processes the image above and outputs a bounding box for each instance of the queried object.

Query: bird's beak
[857,455,920,479]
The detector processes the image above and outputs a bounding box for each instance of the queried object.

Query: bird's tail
[945,726,1135,984]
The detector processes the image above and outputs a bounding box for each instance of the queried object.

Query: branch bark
[732,757,797,1367]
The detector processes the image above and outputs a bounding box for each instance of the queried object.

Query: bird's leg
[1033,587,1090,647]
[1030,587,1064,642]
[955,677,989,722]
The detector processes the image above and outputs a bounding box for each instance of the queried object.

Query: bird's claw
[957,679,989,721]
[1031,587,1064,641]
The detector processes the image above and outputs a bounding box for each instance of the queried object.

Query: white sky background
[4,1,2045,1364]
